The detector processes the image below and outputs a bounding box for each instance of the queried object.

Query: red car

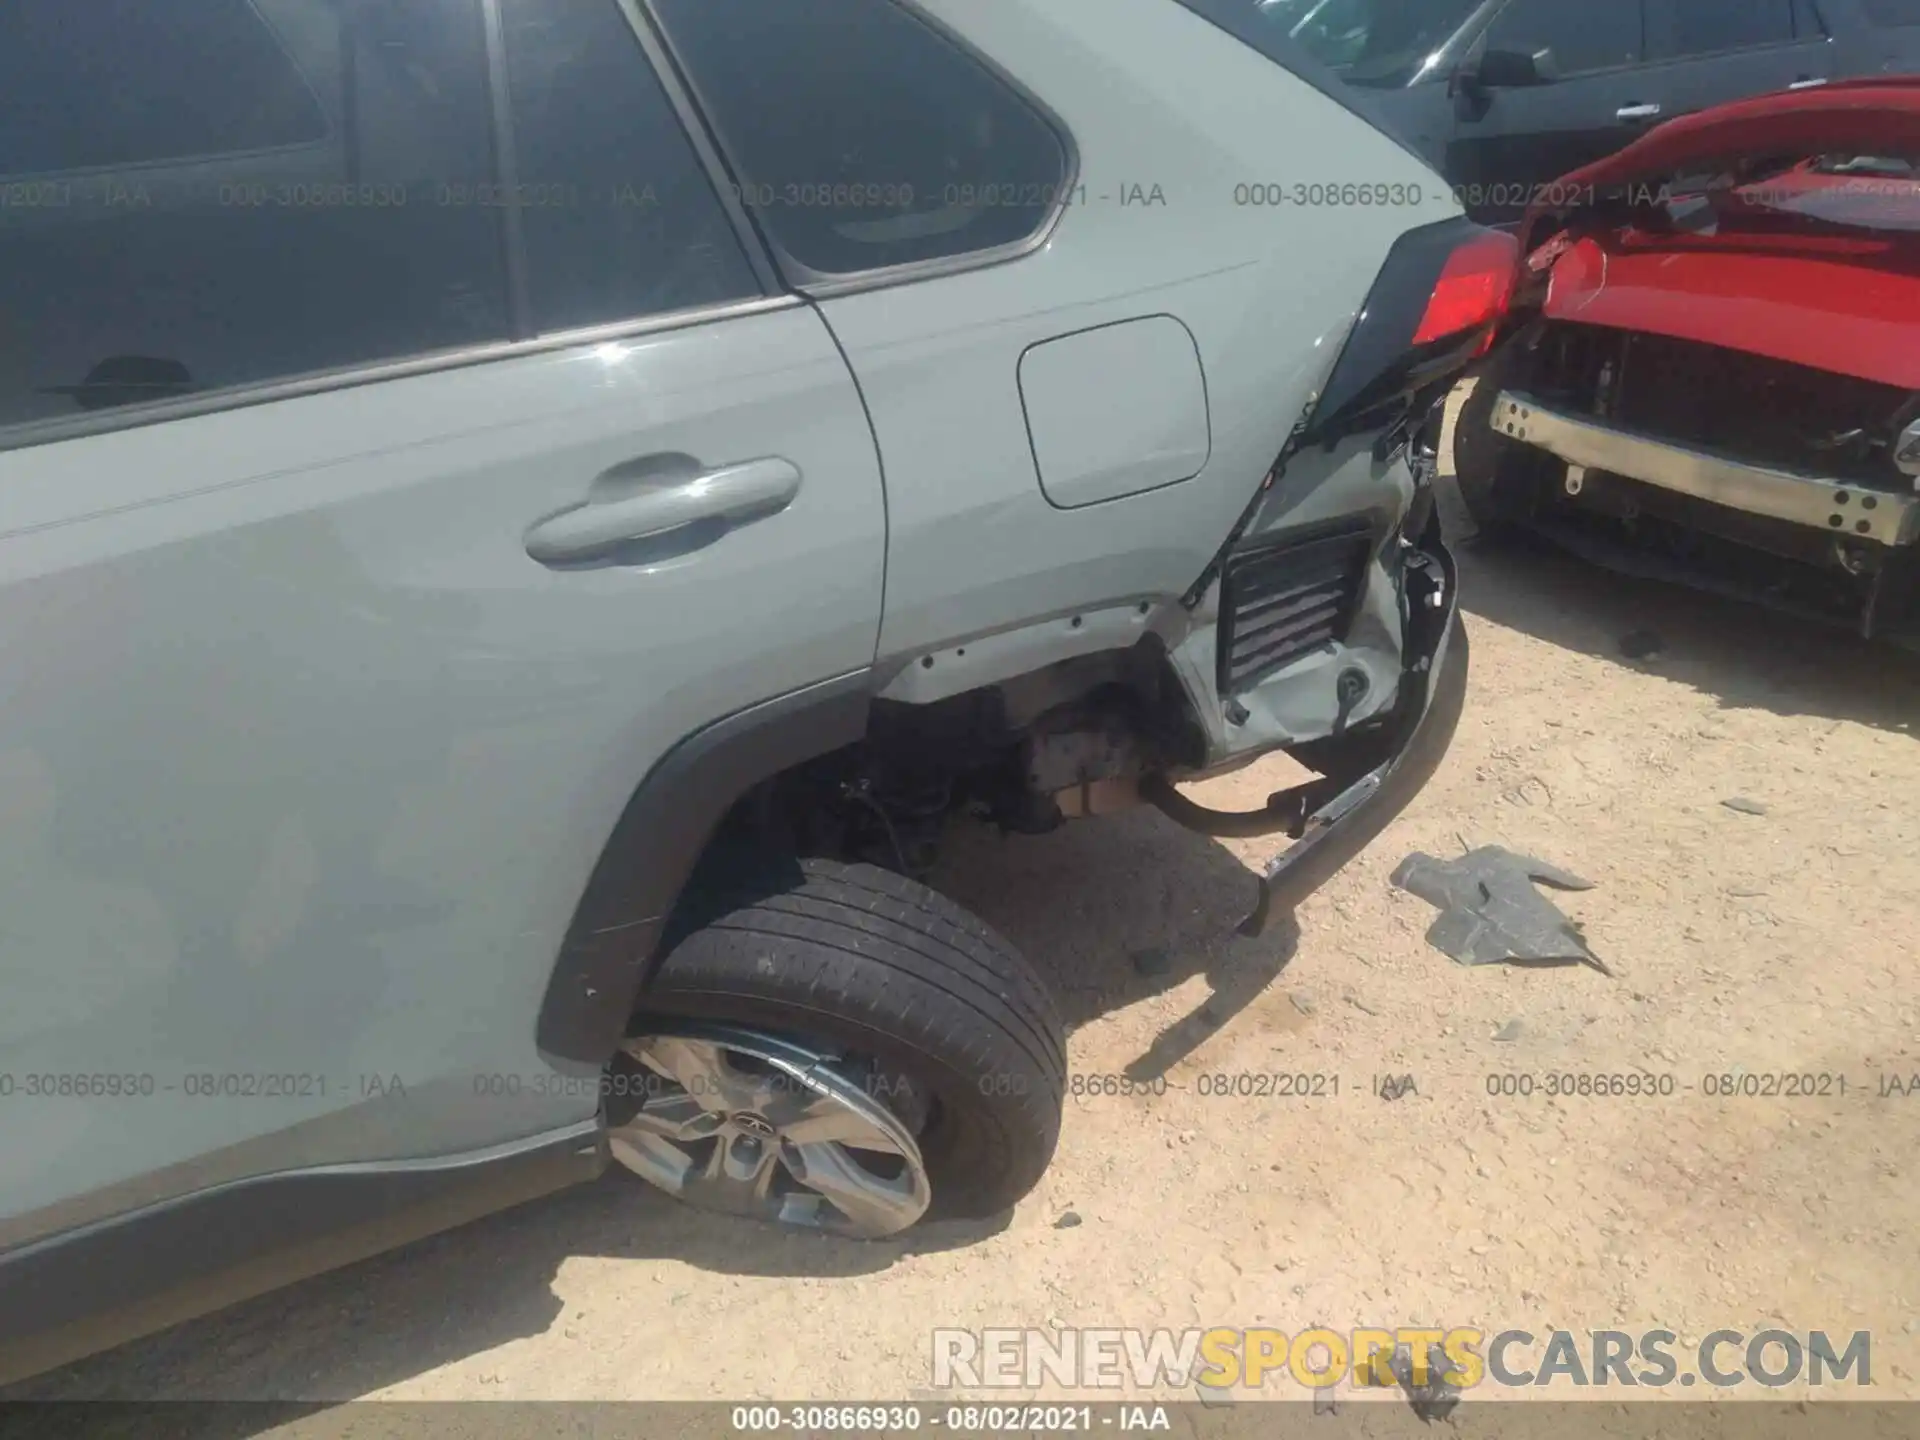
[1455,79,1920,647]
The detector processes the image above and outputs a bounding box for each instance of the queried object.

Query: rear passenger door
[1641,0,1835,116]
[1446,0,1653,223]
[0,0,883,1255]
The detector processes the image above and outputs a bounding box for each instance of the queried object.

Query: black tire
[638,856,1066,1221]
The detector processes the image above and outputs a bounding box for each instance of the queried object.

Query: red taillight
[1308,218,1527,441]
[1412,229,1519,354]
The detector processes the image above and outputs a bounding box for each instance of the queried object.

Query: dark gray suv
[1194,0,1920,221]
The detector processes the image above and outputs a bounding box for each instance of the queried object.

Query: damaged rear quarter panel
[1167,432,1419,767]
[826,0,1459,690]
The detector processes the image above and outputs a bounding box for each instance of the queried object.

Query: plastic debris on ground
[1391,844,1612,975]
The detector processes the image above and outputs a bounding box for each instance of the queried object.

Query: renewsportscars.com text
[932,1327,1872,1391]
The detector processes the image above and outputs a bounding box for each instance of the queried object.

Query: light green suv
[0,0,1504,1382]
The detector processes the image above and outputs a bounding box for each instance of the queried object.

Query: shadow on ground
[932,807,1301,1079]
[2,1176,1007,1405]
[4,810,1298,1406]
[1456,526,1920,739]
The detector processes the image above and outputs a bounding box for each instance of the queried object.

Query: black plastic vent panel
[1217,527,1372,694]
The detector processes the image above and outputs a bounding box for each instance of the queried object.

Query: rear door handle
[1615,102,1662,122]
[524,456,802,566]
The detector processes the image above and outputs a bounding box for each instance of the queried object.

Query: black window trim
[480,0,536,340]
[635,0,1082,299]
[0,0,794,455]
[610,0,786,299]
[466,0,791,343]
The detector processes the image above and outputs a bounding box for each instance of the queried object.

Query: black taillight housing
[1304,217,1518,445]
[1180,218,1517,610]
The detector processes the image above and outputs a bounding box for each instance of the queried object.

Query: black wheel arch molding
[535,668,875,1073]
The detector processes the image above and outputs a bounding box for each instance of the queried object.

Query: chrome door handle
[1616,102,1662,122]
[524,456,802,565]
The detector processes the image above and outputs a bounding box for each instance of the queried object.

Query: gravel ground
[12,393,1920,1409]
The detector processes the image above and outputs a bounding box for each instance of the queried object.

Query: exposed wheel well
[537,639,1204,1073]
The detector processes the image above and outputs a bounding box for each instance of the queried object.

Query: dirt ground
[13,392,1920,1408]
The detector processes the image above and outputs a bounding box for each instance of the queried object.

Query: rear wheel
[612,856,1065,1233]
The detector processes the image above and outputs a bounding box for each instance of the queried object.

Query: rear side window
[0,0,508,432]
[499,0,760,332]
[1864,0,1920,24]
[650,0,1068,278]
[1665,0,1797,55]
[1482,0,1644,75]
[0,0,327,175]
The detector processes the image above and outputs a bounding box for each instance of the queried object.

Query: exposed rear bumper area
[1238,534,1466,933]
[1491,390,1920,547]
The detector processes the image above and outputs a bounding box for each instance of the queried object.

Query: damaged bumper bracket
[1492,390,1920,547]
[1238,539,1467,938]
